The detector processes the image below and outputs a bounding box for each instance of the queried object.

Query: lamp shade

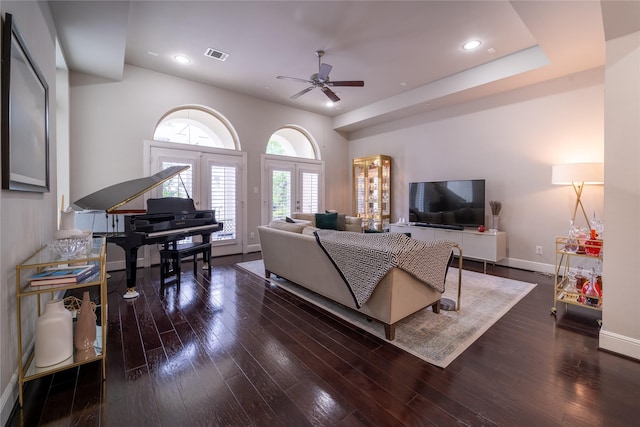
[551,163,604,185]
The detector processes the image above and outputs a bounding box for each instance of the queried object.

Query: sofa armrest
[290,212,316,226]
[345,216,362,232]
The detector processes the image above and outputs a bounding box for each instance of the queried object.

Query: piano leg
[203,234,212,272]
[123,246,140,299]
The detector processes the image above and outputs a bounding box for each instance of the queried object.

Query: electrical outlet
[536,246,543,255]
[250,232,255,239]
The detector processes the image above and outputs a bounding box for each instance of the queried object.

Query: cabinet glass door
[352,155,391,231]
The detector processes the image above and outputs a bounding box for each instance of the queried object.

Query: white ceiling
[49,0,612,132]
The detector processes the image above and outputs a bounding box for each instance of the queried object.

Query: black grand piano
[74,166,223,298]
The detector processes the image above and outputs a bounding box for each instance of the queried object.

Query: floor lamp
[551,162,604,227]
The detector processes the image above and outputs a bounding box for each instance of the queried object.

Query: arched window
[153,106,239,150]
[266,126,318,159]
[263,126,324,223]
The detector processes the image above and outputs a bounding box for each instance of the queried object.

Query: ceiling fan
[277,50,364,103]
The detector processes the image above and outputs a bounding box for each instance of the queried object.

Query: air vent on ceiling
[204,47,229,62]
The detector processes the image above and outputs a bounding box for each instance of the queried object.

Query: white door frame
[261,154,325,225]
[143,140,247,265]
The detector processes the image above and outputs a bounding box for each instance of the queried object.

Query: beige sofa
[258,221,460,340]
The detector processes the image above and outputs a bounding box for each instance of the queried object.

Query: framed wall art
[1,12,50,192]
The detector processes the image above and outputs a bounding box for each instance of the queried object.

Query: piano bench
[159,242,212,294]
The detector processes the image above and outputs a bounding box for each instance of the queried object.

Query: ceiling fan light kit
[277,50,364,103]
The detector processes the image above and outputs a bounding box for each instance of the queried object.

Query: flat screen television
[408,179,485,228]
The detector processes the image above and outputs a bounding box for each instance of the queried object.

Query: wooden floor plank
[8,254,640,426]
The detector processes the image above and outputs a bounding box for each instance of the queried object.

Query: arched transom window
[153,106,239,150]
[266,126,317,159]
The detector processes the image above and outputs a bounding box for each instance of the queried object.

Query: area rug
[236,259,536,368]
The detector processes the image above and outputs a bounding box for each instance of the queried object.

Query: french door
[147,143,245,260]
[262,155,324,223]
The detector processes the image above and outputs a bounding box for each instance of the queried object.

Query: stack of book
[30,264,98,286]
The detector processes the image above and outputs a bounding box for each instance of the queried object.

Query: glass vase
[490,215,499,232]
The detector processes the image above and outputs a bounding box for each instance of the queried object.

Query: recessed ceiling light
[174,55,191,64]
[325,101,334,108]
[462,40,482,50]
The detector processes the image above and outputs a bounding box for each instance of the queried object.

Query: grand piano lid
[73,165,190,213]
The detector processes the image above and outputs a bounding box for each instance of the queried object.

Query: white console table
[389,224,507,272]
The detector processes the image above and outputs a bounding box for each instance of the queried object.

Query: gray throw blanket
[314,230,456,308]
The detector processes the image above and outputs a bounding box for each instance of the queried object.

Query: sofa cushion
[291,211,362,232]
[315,212,338,230]
[326,210,347,231]
[269,219,309,233]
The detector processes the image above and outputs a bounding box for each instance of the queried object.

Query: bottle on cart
[580,268,603,307]
[575,266,586,292]
[585,228,602,256]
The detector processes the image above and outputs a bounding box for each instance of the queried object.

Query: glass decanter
[565,221,579,253]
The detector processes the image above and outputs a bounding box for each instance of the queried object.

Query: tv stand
[390,223,506,273]
[413,222,464,231]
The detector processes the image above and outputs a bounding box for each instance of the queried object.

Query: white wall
[0,1,58,423]
[600,30,640,359]
[55,59,70,215]
[69,64,350,254]
[348,67,605,273]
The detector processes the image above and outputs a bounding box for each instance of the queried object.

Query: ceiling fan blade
[321,86,340,102]
[327,80,365,87]
[318,63,332,81]
[290,86,315,99]
[277,76,313,84]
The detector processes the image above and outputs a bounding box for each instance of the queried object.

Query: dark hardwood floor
[8,254,640,426]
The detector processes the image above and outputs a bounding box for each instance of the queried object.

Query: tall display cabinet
[352,155,391,231]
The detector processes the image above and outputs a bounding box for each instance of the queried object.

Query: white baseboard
[497,257,555,275]
[246,243,261,253]
[1,373,18,427]
[106,259,126,272]
[599,329,640,361]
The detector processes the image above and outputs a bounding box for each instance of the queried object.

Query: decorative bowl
[48,237,86,259]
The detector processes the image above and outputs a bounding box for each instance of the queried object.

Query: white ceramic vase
[35,299,73,367]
